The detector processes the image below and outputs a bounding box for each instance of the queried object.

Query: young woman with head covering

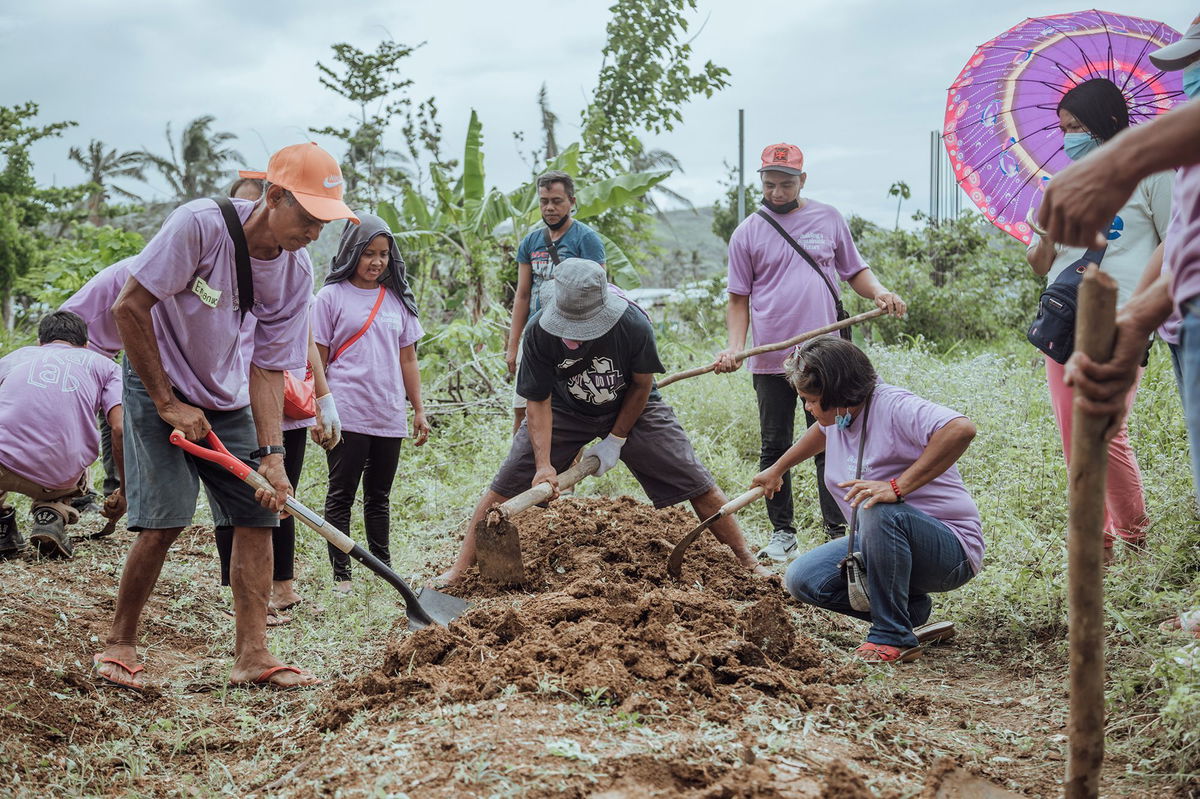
[1026,77,1173,562]
[314,213,427,595]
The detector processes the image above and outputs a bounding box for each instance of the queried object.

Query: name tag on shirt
[191,276,221,308]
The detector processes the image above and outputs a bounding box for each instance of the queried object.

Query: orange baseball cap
[239,142,359,224]
[758,143,805,176]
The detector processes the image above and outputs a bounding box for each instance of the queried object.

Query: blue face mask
[1183,61,1200,101]
[1063,131,1100,162]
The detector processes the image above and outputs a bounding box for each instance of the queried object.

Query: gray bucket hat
[1150,19,1200,70]
[537,258,628,340]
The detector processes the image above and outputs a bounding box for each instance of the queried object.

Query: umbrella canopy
[944,10,1184,244]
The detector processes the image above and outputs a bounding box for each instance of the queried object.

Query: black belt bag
[1026,247,1105,364]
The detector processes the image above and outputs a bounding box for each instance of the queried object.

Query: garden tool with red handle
[169,429,468,630]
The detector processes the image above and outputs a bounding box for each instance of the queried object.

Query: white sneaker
[757,530,797,562]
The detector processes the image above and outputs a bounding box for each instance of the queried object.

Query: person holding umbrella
[751,336,983,663]
[1047,17,1200,639]
[1026,78,1173,562]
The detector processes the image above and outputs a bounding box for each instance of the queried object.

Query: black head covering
[324,212,418,316]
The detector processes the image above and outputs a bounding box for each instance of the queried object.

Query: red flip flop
[230,665,323,690]
[93,653,145,693]
[853,642,923,663]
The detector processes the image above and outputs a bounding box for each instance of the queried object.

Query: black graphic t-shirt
[517,305,664,416]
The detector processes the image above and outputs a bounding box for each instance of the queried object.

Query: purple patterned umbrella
[944,10,1184,244]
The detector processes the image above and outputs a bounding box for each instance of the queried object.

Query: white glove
[583,433,626,477]
[314,393,343,450]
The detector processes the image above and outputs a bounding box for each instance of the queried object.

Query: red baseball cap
[758,143,805,176]
[240,142,359,224]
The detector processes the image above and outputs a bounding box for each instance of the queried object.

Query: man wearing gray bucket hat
[436,258,773,585]
[1046,14,1200,639]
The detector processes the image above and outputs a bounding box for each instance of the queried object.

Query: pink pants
[1045,356,1148,546]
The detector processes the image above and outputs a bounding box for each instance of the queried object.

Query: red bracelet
[889,478,904,502]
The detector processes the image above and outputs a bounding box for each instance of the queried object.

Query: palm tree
[68,139,144,225]
[537,83,559,160]
[135,115,244,202]
[628,143,692,219]
[888,180,911,230]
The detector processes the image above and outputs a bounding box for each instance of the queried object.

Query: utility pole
[737,109,745,222]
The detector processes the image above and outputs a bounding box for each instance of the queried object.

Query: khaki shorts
[0,464,85,524]
[490,400,714,508]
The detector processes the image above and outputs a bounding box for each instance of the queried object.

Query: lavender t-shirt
[727,200,869,374]
[1168,165,1200,322]
[59,258,131,359]
[820,383,984,574]
[314,282,424,438]
[129,198,312,411]
[0,343,122,489]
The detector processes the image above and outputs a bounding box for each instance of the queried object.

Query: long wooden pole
[658,308,886,389]
[1065,266,1117,799]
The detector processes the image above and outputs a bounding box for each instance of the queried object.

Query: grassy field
[0,325,1197,797]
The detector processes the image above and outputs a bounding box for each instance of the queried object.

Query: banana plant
[377,109,670,320]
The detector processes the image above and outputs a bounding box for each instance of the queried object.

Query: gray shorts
[122,359,278,531]
[490,400,714,508]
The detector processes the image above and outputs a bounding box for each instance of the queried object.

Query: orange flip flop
[231,665,323,690]
[93,653,145,693]
[853,642,923,663]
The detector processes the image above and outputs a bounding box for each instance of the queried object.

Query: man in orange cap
[714,142,907,562]
[94,142,357,691]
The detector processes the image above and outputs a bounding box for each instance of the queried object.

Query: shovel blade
[407,587,471,631]
[475,517,526,586]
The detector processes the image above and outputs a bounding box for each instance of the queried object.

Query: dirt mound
[322,496,856,729]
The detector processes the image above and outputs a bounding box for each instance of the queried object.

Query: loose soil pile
[322,496,858,729]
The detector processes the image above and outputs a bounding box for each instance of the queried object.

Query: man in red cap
[94,142,358,691]
[714,142,906,561]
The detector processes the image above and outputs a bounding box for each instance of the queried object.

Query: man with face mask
[714,143,906,561]
[1050,17,1200,639]
[506,171,606,433]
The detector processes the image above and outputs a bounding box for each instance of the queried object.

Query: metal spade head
[407,587,471,631]
[474,510,527,586]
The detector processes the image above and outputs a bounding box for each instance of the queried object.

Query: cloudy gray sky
[3,0,1196,230]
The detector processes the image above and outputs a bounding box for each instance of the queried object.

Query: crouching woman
[752,337,983,663]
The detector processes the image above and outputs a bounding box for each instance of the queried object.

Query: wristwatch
[250,445,286,460]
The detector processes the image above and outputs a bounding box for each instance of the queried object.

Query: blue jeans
[1178,302,1200,493]
[784,503,974,648]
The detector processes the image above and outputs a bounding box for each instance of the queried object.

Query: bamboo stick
[658,307,887,389]
[1065,266,1117,799]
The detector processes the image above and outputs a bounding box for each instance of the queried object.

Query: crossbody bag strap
[755,209,842,310]
[1048,246,1108,290]
[332,286,387,362]
[542,228,562,266]
[214,197,253,320]
[845,389,875,558]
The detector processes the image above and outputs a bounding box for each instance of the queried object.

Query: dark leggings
[216,426,310,586]
[324,430,403,582]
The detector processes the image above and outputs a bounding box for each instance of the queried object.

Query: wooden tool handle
[1065,266,1116,799]
[658,308,887,388]
[719,485,765,518]
[496,455,601,519]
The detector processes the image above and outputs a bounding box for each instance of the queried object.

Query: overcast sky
[3,0,1196,231]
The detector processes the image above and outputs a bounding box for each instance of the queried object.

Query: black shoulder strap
[214,197,253,319]
[1048,247,1108,290]
[542,227,561,266]
[846,389,875,555]
[755,209,841,308]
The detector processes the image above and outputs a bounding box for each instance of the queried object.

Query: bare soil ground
[0,498,1182,797]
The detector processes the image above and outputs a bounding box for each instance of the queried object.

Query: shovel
[169,430,468,630]
[476,454,600,585]
[667,486,764,579]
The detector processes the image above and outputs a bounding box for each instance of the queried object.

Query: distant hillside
[641,207,727,288]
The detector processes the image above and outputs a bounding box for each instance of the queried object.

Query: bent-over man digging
[93,142,358,691]
[437,258,774,586]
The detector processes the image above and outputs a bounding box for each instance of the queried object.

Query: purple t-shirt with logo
[0,343,122,489]
[314,282,424,438]
[60,258,131,359]
[820,382,984,574]
[129,198,312,411]
[727,200,869,374]
[1168,165,1200,323]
